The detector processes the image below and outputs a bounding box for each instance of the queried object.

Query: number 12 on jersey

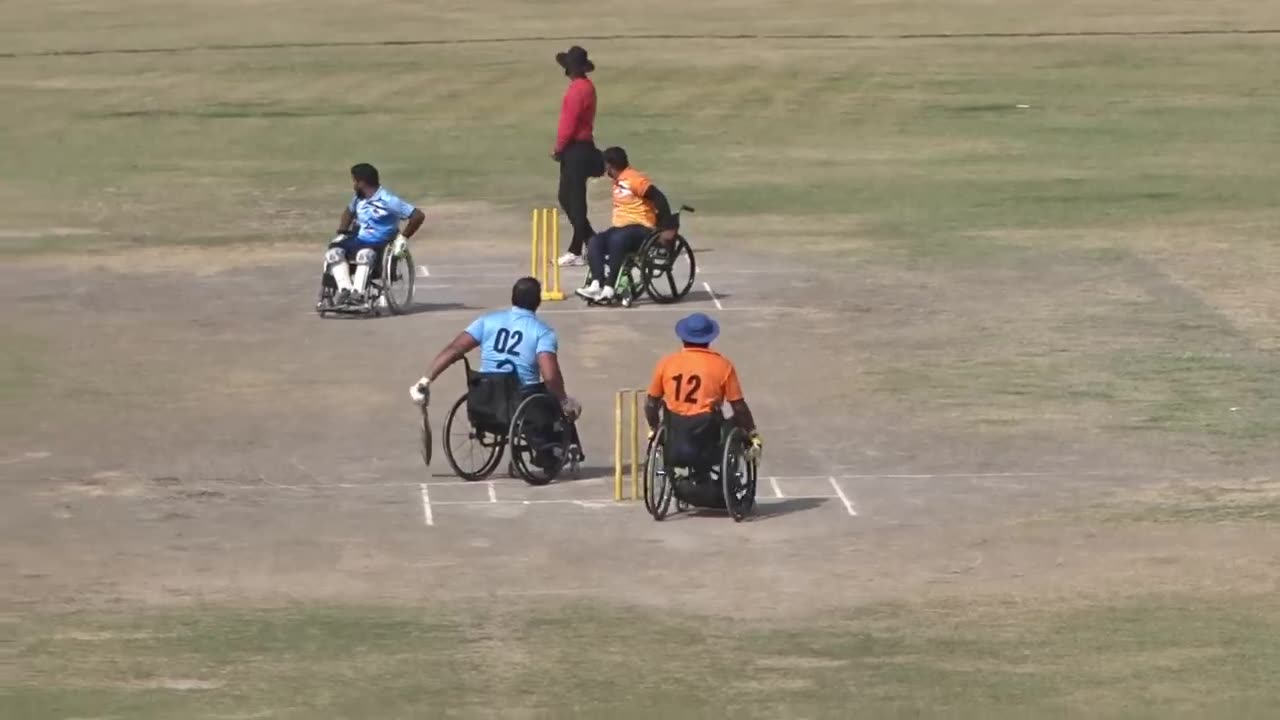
[672,373,701,404]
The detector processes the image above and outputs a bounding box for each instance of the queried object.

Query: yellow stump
[613,389,646,501]
[530,207,565,301]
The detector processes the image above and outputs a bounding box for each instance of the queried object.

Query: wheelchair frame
[581,206,697,308]
[440,357,575,486]
[642,415,758,522]
[316,236,415,318]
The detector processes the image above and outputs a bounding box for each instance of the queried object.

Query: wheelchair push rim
[507,394,569,486]
[643,235,696,305]
[721,427,757,522]
[642,427,674,520]
[442,393,506,481]
[380,249,415,315]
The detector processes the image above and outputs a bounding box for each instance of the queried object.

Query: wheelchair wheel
[442,392,505,481]
[642,427,674,520]
[381,248,415,315]
[643,235,696,304]
[508,394,568,486]
[316,265,336,317]
[721,427,757,522]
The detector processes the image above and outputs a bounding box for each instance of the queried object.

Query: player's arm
[337,206,354,234]
[722,363,756,433]
[402,207,425,238]
[424,331,480,383]
[644,360,666,431]
[536,352,567,401]
[640,183,676,231]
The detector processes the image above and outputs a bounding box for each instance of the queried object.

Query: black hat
[555,45,595,73]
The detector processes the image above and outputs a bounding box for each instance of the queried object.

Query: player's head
[675,312,719,348]
[555,45,594,78]
[350,163,380,198]
[603,146,629,180]
[512,276,542,312]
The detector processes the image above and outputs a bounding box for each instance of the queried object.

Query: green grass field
[5,1,1280,717]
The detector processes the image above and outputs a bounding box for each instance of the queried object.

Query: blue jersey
[349,186,416,245]
[465,307,558,386]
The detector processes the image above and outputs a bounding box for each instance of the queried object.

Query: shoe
[335,289,352,306]
[557,253,585,267]
[575,280,602,301]
[598,285,615,303]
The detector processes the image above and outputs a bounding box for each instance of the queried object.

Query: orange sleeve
[646,356,666,398]
[631,172,651,197]
[722,361,744,403]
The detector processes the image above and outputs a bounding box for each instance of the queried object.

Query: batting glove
[392,233,409,257]
[746,432,763,462]
[561,396,582,421]
[409,377,431,406]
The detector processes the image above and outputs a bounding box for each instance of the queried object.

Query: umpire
[550,45,603,266]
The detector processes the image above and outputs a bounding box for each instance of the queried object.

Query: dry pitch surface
[4,1,1280,717]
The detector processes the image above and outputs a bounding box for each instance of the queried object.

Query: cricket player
[322,163,425,308]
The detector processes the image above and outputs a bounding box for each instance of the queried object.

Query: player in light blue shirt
[411,277,583,461]
[323,163,425,307]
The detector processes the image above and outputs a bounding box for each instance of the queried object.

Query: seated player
[410,277,584,465]
[644,312,762,477]
[322,163,425,308]
[575,146,677,303]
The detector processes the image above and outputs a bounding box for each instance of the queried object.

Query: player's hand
[647,428,656,441]
[746,432,763,462]
[656,228,677,246]
[561,396,582,421]
[551,150,563,162]
[392,233,409,257]
[409,377,431,406]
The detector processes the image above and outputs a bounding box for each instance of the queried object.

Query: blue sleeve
[465,315,488,344]
[536,327,558,355]
[384,191,417,220]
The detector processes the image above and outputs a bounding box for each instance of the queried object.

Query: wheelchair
[316,232,415,317]
[581,205,697,308]
[641,412,759,522]
[440,357,577,485]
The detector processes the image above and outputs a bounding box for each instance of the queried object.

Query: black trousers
[557,141,599,255]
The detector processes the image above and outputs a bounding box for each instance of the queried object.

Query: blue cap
[675,312,720,344]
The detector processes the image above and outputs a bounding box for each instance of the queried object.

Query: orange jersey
[646,347,744,417]
[611,167,657,228]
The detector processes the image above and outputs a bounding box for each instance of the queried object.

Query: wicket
[531,207,565,301]
[613,388,645,501]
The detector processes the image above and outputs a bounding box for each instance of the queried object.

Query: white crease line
[828,476,858,517]
[419,483,434,526]
[703,281,723,310]
[430,494,837,507]
[0,451,51,465]
[769,476,784,498]
[487,481,497,504]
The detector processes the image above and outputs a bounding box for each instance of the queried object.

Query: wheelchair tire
[721,427,757,522]
[642,427,674,520]
[442,392,505,481]
[643,234,696,304]
[381,249,415,315]
[508,394,568,486]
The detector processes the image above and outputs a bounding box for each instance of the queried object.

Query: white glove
[392,233,409,257]
[561,396,582,421]
[409,377,431,405]
[331,233,348,244]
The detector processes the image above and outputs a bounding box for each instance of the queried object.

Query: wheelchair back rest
[466,370,522,434]
[662,409,725,470]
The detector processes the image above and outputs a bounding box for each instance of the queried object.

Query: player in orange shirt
[575,146,678,303]
[644,313,762,473]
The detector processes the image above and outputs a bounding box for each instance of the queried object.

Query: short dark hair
[512,277,542,311]
[350,163,380,187]
[682,342,710,349]
[602,146,629,171]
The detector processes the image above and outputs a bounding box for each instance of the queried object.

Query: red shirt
[555,77,596,153]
